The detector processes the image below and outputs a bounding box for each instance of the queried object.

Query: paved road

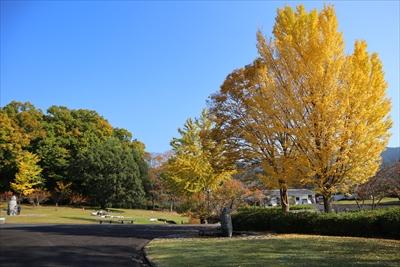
[0,224,216,267]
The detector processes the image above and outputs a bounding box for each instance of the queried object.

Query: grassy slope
[147,234,400,267]
[0,204,188,224]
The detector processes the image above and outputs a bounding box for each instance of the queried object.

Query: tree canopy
[209,5,391,212]
[166,110,235,195]
[0,101,149,208]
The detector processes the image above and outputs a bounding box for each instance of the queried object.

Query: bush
[232,207,400,239]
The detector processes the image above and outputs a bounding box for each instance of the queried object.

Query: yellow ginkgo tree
[165,110,236,220]
[167,110,235,194]
[210,5,391,212]
[11,151,44,198]
[256,5,391,212]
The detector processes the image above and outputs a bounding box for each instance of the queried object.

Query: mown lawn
[0,204,188,224]
[146,234,400,267]
[333,197,400,205]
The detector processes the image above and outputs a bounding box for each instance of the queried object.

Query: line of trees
[0,101,149,208]
[1,5,395,217]
[164,5,392,214]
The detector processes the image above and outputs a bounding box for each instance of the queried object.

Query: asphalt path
[0,224,216,267]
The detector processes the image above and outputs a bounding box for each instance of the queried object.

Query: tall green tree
[74,138,146,209]
[38,106,114,191]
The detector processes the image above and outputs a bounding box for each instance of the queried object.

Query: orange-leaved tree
[211,5,391,212]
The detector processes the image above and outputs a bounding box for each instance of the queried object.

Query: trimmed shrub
[238,204,316,212]
[232,207,400,239]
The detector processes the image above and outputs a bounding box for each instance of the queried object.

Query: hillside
[382,147,400,166]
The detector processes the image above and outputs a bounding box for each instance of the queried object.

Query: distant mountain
[381,147,400,167]
[148,151,173,168]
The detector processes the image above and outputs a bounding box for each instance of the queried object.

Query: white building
[264,189,316,206]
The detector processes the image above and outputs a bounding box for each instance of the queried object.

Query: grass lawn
[0,203,188,224]
[146,234,400,267]
[333,197,400,205]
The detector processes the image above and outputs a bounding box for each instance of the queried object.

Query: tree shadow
[0,224,216,239]
[0,245,144,267]
[60,216,100,223]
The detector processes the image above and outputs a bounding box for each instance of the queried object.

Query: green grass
[0,204,188,224]
[146,234,400,267]
[333,197,400,205]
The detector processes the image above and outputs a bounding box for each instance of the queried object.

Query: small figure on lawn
[7,195,19,216]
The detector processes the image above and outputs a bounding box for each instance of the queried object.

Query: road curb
[143,240,158,267]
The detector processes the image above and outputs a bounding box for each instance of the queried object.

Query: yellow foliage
[258,5,391,196]
[11,151,44,197]
[210,5,391,202]
[166,110,236,195]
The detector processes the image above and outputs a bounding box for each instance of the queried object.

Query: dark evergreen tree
[74,137,146,208]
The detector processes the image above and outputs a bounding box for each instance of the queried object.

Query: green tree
[74,138,145,209]
[38,106,114,192]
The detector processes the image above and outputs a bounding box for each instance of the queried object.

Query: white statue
[7,195,18,216]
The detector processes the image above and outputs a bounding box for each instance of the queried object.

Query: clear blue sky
[1,1,399,152]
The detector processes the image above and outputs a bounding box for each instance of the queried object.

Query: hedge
[238,205,316,212]
[232,207,400,239]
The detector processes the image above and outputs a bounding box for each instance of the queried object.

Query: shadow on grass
[0,245,137,267]
[60,216,99,223]
[0,224,217,239]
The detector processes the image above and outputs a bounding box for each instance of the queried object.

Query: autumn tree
[27,189,51,206]
[0,111,29,191]
[52,181,72,206]
[212,179,250,213]
[210,5,391,213]
[386,162,400,200]
[165,110,235,220]
[257,5,391,212]
[0,101,43,191]
[11,151,44,198]
[147,152,177,209]
[210,59,304,213]
[354,162,400,209]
